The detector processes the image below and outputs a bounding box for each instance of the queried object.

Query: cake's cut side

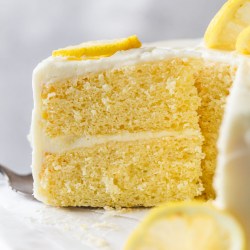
[195,62,236,199]
[31,48,236,207]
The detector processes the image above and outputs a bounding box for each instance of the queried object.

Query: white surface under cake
[0,178,147,250]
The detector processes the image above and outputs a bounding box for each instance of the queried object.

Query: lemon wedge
[124,202,245,250]
[52,35,141,60]
[204,0,250,50]
[236,25,250,54]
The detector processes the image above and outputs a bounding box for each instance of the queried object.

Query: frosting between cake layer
[42,129,202,154]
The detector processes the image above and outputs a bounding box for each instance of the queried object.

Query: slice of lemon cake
[31,37,205,207]
[31,37,236,207]
[31,0,250,208]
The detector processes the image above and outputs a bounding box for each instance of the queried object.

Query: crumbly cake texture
[41,136,203,207]
[31,46,236,207]
[194,63,236,199]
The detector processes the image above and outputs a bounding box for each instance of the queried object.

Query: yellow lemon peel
[52,35,141,60]
[205,0,250,51]
[236,25,250,54]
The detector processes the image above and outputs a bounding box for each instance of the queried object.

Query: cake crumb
[85,234,111,249]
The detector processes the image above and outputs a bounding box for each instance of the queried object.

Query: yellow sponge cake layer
[31,46,237,207]
[41,59,200,138]
[39,135,203,207]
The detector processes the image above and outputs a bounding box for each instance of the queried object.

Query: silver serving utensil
[0,163,33,195]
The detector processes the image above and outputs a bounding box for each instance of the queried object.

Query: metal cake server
[0,163,33,195]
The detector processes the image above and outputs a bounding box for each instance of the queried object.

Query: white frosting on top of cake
[33,40,241,85]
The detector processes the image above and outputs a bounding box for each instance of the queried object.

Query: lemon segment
[124,202,245,250]
[204,0,250,51]
[52,35,141,60]
[236,25,250,54]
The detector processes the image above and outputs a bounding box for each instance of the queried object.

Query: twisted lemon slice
[236,25,250,54]
[205,0,250,50]
[125,202,245,250]
[52,35,141,60]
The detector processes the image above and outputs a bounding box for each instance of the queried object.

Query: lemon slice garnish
[52,35,141,60]
[124,202,245,250]
[236,25,250,54]
[205,0,250,51]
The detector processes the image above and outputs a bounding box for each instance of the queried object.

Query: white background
[0,0,226,173]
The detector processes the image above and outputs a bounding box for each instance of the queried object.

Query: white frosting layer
[31,39,250,240]
[33,40,241,85]
[43,129,201,154]
[215,59,250,246]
